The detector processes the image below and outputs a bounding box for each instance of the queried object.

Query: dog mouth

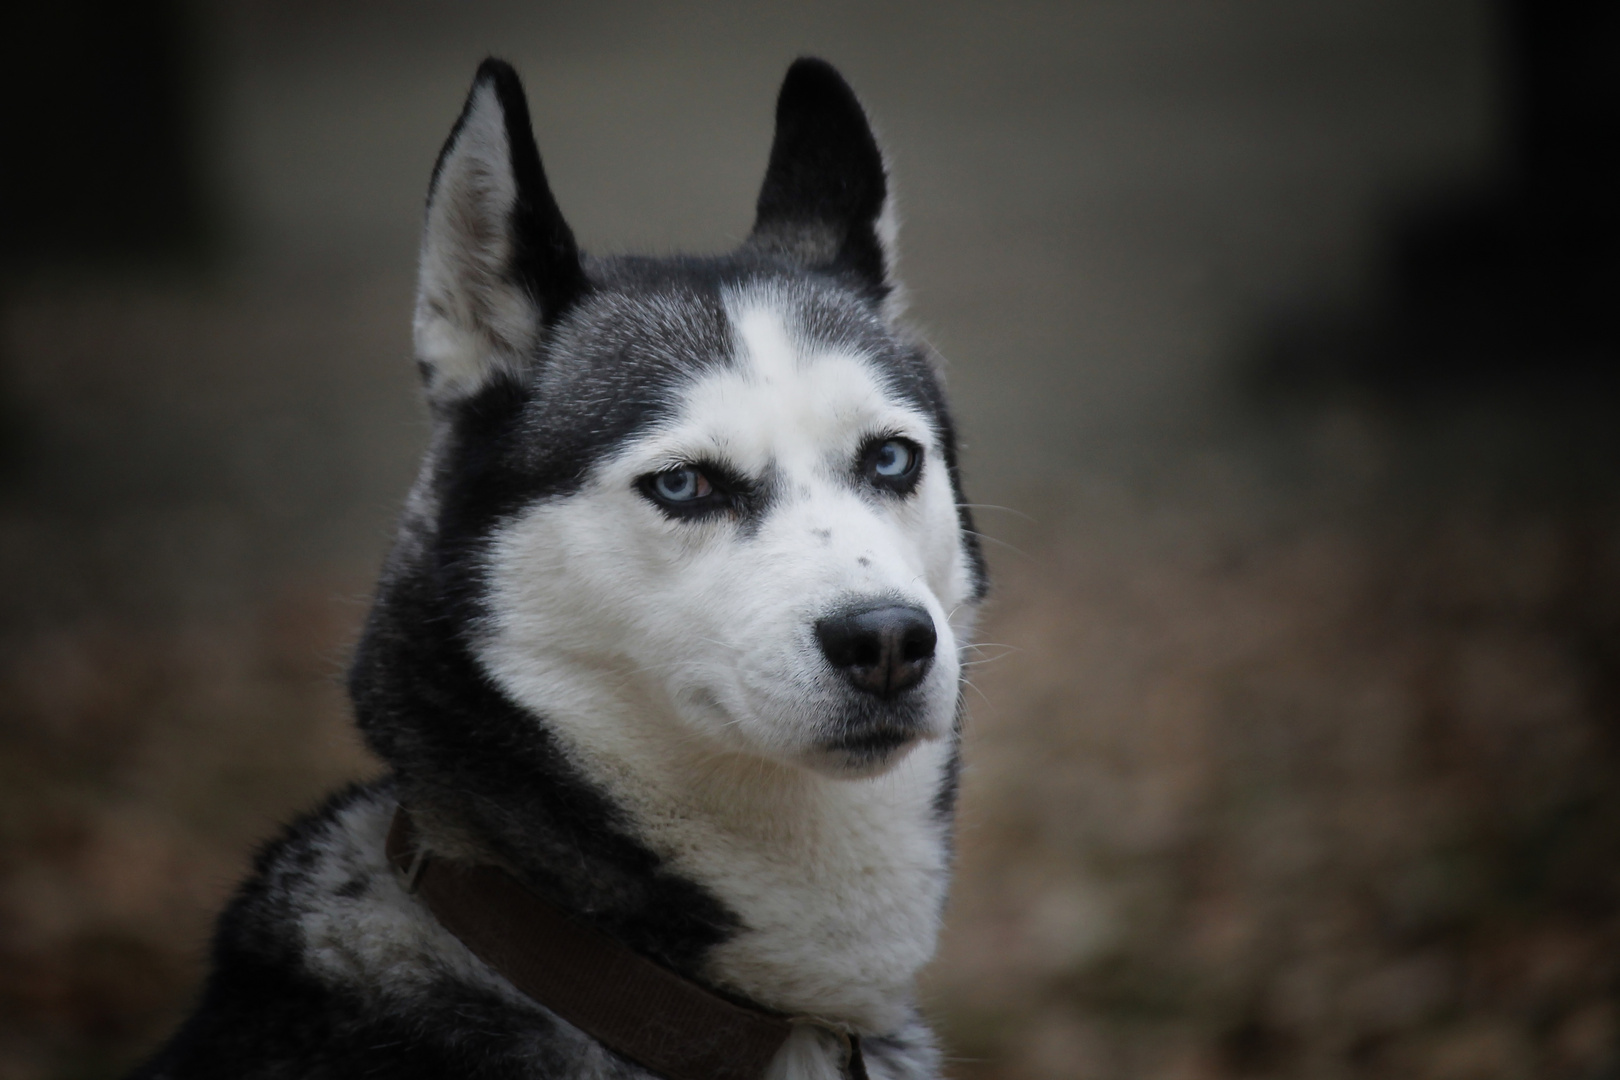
[809,713,931,776]
[824,727,917,756]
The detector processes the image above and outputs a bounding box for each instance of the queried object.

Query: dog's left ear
[746,58,896,306]
[414,59,587,404]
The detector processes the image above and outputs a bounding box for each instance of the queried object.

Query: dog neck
[350,564,956,1037]
[509,673,959,1035]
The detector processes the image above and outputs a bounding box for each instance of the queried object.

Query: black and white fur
[130,57,986,1080]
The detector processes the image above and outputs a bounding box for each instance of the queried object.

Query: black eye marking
[859,436,923,495]
[637,462,748,519]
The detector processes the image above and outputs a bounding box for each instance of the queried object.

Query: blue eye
[639,461,745,519]
[871,440,914,477]
[651,467,710,502]
[863,438,921,493]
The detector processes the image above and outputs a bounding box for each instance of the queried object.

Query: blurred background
[2,1,1618,1077]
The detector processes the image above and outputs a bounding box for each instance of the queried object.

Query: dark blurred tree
[0,0,208,269]
[1262,0,1620,392]
[1386,0,1620,383]
[0,0,209,483]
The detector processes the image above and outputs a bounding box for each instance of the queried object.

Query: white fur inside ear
[413,81,539,401]
[873,157,908,324]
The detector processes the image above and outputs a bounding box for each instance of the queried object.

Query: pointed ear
[746,58,896,303]
[414,58,586,403]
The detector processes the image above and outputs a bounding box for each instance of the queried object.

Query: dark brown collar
[386,805,867,1080]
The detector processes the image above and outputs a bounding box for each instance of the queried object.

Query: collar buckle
[397,843,428,892]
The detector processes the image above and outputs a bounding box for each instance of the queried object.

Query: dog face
[408,60,984,780]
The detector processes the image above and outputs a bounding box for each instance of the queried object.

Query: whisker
[956,503,1036,523]
[960,676,994,709]
[963,529,1032,560]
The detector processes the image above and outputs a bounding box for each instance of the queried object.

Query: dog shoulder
[125,783,647,1079]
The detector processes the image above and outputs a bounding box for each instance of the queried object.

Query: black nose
[815,604,937,697]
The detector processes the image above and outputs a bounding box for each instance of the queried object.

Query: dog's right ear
[414,59,586,403]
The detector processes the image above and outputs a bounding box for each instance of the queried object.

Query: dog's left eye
[861,437,923,493]
[871,441,914,477]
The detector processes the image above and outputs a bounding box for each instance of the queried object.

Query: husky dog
[130,56,985,1080]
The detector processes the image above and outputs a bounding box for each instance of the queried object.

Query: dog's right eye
[652,467,710,502]
[639,465,730,518]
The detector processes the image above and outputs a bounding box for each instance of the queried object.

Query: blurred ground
[4,2,1619,1078]
[933,458,1620,1079]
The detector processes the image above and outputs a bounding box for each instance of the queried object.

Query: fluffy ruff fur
[128,56,986,1080]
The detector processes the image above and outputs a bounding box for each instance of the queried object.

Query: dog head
[395,58,984,780]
